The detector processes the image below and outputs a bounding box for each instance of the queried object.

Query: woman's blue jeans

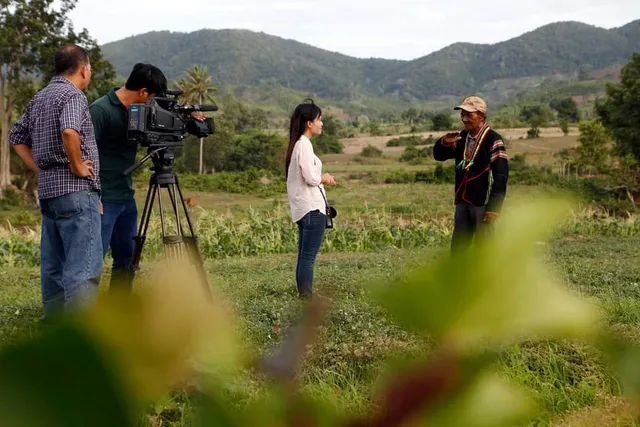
[295,210,326,297]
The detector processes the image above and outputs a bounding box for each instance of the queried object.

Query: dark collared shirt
[90,87,138,203]
[9,76,100,200]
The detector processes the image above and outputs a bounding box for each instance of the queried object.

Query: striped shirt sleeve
[489,138,508,162]
[486,134,509,213]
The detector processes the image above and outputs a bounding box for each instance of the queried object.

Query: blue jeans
[39,190,102,319]
[296,210,326,297]
[101,199,138,291]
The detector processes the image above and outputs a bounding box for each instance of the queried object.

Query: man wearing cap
[433,95,509,253]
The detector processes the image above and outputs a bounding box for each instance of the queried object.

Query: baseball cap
[454,96,487,114]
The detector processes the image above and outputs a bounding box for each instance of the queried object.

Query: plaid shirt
[9,76,100,200]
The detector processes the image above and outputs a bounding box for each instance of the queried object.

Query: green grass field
[1,235,639,426]
[1,133,639,426]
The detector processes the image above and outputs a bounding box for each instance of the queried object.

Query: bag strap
[318,186,329,208]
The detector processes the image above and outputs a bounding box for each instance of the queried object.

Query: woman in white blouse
[285,100,336,298]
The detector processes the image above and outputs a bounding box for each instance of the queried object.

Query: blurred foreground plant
[0,197,638,426]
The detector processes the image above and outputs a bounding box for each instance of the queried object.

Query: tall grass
[1,205,638,267]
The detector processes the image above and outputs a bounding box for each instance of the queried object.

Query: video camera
[127,89,217,148]
[123,89,216,297]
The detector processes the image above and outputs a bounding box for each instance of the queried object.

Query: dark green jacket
[90,88,138,203]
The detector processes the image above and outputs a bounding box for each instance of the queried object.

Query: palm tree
[175,65,217,174]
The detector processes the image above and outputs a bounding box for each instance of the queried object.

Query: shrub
[178,169,285,197]
[400,146,431,163]
[386,136,424,147]
[384,169,416,184]
[361,145,383,158]
[314,133,344,154]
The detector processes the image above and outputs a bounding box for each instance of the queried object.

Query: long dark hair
[285,99,322,177]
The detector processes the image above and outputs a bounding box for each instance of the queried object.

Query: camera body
[127,89,216,148]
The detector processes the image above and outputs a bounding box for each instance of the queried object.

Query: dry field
[335,127,580,168]
[340,126,580,155]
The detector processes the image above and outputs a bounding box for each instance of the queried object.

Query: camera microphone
[193,104,218,112]
[175,104,219,114]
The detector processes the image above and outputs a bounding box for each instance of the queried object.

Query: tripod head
[123,146,178,185]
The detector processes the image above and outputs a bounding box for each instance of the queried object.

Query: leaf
[344,350,497,427]
[0,324,134,427]
[78,261,244,407]
[422,373,534,427]
[374,197,603,348]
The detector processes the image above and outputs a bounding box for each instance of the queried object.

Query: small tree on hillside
[595,53,640,203]
[520,104,553,139]
[225,131,286,174]
[401,108,419,126]
[576,121,610,176]
[595,53,640,164]
[555,148,579,178]
[610,155,640,205]
[551,97,580,122]
[432,113,453,131]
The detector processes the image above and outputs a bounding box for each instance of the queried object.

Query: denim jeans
[451,202,486,254]
[296,210,326,297]
[101,199,138,291]
[39,190,102,319]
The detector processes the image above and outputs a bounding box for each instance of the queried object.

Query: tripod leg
[175,175,197,237]
[167,183,184,237]
[174,175,212,300]
[157,183,167,238]
[130,178,158,272]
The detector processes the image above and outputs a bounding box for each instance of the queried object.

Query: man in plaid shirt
[9,45,102,320]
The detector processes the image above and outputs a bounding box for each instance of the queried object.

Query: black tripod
[124,145,212,298]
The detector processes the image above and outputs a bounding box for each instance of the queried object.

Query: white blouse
[286,135,326,222]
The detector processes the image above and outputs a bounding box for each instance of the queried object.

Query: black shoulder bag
[319,186,337,229]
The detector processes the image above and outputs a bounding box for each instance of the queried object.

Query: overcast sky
[69,0,639,60]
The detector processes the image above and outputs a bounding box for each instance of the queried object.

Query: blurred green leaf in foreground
[373,197,604,349]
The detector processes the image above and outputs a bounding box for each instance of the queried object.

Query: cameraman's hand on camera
[190,112,206,122]
[322,172,336,187]
[69,159,94,178]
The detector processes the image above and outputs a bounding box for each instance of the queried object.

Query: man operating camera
[90,63,169,291]
[91,63,208,291]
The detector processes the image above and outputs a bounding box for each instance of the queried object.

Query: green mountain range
[101,19,640,118]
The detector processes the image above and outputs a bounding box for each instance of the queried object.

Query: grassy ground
[1,130,638,425]
[1,235,639,425]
